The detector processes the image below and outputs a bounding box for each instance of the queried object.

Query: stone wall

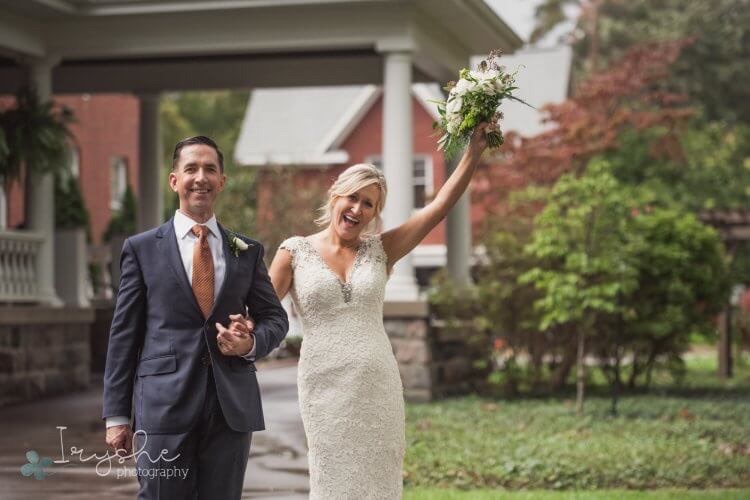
[384,301,432,402]
[0,307,94,406]
[384,301,476,402]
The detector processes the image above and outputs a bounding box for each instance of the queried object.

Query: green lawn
[404,488,750,499]
[403,353,750,492]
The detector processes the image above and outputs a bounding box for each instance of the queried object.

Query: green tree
[0,86,74,182]
[620,209,729,387]
[604,123,750,213]
[54,172,89,231]
[520,161,640,413]
[430,215,544,396]
[533,0,750,123]
[601,121,750,286]
[595,0,750,124]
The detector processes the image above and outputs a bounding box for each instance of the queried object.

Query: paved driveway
[0,363,309,499]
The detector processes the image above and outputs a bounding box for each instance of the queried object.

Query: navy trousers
[135,368,251,499]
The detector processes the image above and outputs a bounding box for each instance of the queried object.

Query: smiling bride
[230,124,489,499]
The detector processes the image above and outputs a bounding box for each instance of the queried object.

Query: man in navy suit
[102,135,288,499]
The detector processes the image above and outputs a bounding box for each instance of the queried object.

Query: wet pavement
[0,362,309,499]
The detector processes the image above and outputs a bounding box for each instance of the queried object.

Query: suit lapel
[210,223,238,318]
[157,218,202,315]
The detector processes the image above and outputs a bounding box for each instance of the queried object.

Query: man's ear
[168,171,179,192]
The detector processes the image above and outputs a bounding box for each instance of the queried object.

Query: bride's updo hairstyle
[315,163,388,233]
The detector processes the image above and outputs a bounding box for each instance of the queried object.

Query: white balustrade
[0,230,44,303]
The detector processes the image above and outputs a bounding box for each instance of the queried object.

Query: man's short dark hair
[172,135,224,172]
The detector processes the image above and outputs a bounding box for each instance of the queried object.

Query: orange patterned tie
[191,224,214,318]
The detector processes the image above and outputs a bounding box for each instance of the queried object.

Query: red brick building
[236,84,492,275]
[2,94,140,244]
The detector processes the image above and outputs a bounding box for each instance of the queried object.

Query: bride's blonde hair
[315,163,388,233]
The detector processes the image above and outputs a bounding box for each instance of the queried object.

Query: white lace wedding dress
[279,234,405,499]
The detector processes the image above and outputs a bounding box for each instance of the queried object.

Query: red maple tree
[474,39,695,220]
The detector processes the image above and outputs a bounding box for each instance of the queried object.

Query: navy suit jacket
[102,218,289,434]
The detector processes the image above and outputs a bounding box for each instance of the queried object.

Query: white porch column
[445,155,472,286]
[381,50,419,301]
[28,57,61,306]
[137,93,163,232]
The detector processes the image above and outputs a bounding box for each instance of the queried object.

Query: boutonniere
[224,229,252,257]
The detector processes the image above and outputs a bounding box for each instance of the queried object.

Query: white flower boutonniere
[224,230,252,257]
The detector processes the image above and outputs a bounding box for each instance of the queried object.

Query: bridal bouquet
[433,50,529,157]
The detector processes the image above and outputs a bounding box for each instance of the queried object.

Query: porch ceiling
[0,0,521,93]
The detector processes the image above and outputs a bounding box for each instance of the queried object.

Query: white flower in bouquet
[471,69,501,94]
[453,78,477,95]
[446,112,462,135]
[431,50,531,157]
[445,95,463,115]
[494,78,508,94]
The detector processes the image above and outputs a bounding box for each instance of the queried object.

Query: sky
[485,0,578,48]
[485,0,541,42]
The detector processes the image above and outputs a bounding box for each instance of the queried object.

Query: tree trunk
[645,349,658,389]
[576,327,586,415]
[628,351,640,389]
[611,349,621,416]
[551,332,577,390]
[530,333,545,389]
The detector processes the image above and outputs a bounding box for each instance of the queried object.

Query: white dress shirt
[106,211,255,428]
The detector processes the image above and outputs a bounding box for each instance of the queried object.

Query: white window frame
[110,156,128,211]
[0,181,6,230]
[69,147,81,179]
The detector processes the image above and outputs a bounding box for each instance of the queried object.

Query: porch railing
[0,230,44,303]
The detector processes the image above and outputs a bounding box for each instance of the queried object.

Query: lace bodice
[279,234,388,330]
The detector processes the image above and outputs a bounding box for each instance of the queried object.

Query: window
[412,156,432,208]
[365,155,433,208]
[0,183,6,230]
[69,147,81,179]
[110,156,128,211]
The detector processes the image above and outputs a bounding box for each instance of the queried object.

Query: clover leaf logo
[20,450,53,480]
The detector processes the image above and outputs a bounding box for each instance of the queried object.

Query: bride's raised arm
[380,123,488,267]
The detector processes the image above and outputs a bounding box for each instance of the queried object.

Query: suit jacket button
[201,353,212,366]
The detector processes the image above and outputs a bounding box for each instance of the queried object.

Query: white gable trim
[318,83,445,154]
[412,83,444,122]
[237,83,449,168]
[240,150,349,167]
[317,85,382,154]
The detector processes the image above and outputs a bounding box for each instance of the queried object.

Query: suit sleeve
[102,238,147,421]
[245,244,289,360]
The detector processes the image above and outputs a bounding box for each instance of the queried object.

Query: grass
[403,353,750,492]
[404,488,750,499]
